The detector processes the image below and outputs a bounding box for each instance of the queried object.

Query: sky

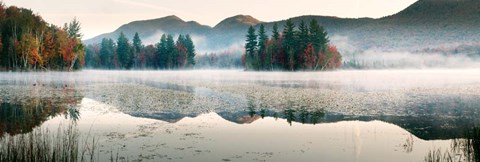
[4,0,417,39]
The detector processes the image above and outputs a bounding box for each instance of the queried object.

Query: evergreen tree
[257,24,268,70]
[245,26,257,70]
[242,19,340,71]
[85,44,95,68]
[67,17,82,39]
[297,20,309,68]
[298,20,309,50]
[156,34,167,69]
[271,23,281,69]
[100,38,115,69]
[116,32,133,69]
[165,34,176,69]
[132,32,143,68]
[272,23,280,41]
[283,19,296,70]
[309,19,329,53]
[185,34,196,67]
[265,40,273,70]
[175,34,187,68]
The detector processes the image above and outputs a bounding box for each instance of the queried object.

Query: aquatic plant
[0,123,97,162]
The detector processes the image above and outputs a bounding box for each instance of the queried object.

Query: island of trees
[0,3,85,71]
[244,19,342,71]
[85,32,196,69]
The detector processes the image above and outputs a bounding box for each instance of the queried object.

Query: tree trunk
[69,54,77,71]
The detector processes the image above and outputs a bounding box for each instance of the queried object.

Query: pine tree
[165,34,176,69]
[175,34,187,68]
[272,23,280,41]
[156,34,167,69]
[100,38,115,69]
[185,34,196,67]
[132,32,143,68]
[67,17,82,39]
[245,26,257,70]
[257,24,268,70]
[116,32,133,69]
[309,19,329,53]
[297,20,310,69]
[271,23,281,69]
[283,19,296,70]
[298,20,309,50]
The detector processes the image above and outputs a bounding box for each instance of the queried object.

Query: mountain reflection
[132,108,480,141]
[2,92,479,142]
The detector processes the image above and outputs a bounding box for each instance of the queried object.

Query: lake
[1,69,480,161]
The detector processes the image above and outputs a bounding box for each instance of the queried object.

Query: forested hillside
[85,32,196,69]
[86,0,480,54]
[0,3,85,71]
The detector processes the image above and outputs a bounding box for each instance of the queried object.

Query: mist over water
[342,51,480,69]
[2,69,480,91]
[330,35,480,69]
[2,69,480,161]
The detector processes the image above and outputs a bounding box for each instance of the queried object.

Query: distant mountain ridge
[84,0,480,53]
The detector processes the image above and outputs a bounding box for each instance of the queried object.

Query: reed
[0,123,97,162]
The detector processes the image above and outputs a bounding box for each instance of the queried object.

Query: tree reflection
[247,97,256,118]
[0,95,83,137]
[424,127,480,162]
[283,104,325,126]
[402,134,414,153]
[310,109,325,125]
[463,127,480,162]
[66,107,81,122]
[260,109,267,119]
[284,108,296,126]
[299,107,309,124]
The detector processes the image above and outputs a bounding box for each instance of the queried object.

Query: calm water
[1,70,480,161]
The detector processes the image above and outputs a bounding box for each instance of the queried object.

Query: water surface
[1,70,480,161]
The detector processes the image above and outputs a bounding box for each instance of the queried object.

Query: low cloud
[343,50,480,69]
[142,30,166,45]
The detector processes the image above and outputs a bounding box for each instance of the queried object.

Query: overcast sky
[5,0,417,39]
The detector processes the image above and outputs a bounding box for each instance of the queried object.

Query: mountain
[214,14,262,31]
[84,15,211,45]
[343,0,480,51]
[84,0,480,53]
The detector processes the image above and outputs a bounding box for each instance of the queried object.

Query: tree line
[244,19,342,71]
[0,3,85,71]
[85,32,196,69]
[195,50,243,69]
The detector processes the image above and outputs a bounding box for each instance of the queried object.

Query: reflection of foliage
[299,107,309,124]
[247,98,256,118]
[402,134,414,153]
[463,127,480,162]
[0,122,98,161]
[0,96,82,137]
[66,107,80,122]
[424,127,480,162]
[259,109,267,119]
[273,112,279,120]
[283,102,325,126]
[284,108,296,126]
[242,97,326,125]
[310,110,325,125]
